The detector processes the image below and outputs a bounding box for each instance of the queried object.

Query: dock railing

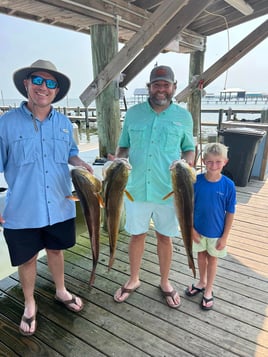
[1,104,267,130]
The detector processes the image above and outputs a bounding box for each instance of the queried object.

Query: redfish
[163,160,196,278]
[103,159,133,270]
[70,167,103,286]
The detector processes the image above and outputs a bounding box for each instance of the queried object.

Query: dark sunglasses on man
[28,75,58,89]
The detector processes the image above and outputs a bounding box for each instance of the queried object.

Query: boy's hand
[192,227,201,244]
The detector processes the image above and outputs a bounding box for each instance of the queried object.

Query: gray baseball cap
[149,65,175,84]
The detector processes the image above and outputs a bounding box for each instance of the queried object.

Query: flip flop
[54,294,84,312]
[19,305,38,336]
[114,283,141,303]
[185,284,205,297]
[200,295,214,310]
[159,286,181,309]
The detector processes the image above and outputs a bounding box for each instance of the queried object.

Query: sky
[0,12,267,105]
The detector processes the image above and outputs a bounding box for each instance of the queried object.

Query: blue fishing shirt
[119,100,195,203]
[0,102,78,229]
[194,173,236,238]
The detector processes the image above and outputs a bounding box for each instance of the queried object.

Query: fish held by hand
[70,167,103,286]
[103,158,133,270]
[164,160,197,278]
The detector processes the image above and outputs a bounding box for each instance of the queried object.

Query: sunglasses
[29,75,58,89]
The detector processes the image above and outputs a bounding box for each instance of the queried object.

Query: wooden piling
[91,24,121,158]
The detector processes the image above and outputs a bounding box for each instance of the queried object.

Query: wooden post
[84,107,89,128]
[218,109,224,131]
[227,107,233,121]
[187,49,205,167]
[187,50,205,138]
[91,24,121,158]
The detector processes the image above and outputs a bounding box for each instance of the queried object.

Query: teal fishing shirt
[119,100,195,204]
[0,102,78,229]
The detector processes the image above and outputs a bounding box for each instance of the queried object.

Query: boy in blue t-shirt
[185,142,236,310]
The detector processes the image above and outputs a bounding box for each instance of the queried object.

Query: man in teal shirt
[114,65,195,308]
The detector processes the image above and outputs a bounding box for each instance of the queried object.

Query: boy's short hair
[203,142,228,160]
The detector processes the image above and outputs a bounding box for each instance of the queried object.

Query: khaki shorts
[193,235,227,258]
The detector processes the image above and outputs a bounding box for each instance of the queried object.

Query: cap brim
[149,77,174,84]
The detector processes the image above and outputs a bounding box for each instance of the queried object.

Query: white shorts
[124,199,179,237]
[193,235,227,258]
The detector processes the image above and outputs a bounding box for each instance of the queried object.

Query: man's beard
[149,93,173,106]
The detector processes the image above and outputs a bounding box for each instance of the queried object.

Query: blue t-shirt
[194,173,236,238]
[0,102,78,228]
[119,100,195,203]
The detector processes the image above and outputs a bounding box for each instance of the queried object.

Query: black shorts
[4,218,76,267]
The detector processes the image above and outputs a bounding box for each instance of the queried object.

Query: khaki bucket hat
[13,59,71,103]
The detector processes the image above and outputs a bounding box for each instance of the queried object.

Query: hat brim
[13,66,71,103]
[149,77,174,84]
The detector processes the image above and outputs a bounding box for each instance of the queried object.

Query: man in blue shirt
[113,65,195,308]
[0,60,93,335]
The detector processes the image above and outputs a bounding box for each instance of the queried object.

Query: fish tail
[189,257,196,279]
[89,270,96,286]
[108,255,115,271]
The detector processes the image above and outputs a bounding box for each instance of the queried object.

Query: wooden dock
[0,179,268,356]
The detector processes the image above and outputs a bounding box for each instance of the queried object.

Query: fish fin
[162,191,174,200]
[125,190,134,201]
[97,194,105,208]
[66,195,80,201]
[189,167,197,183]
[89,271,95,286]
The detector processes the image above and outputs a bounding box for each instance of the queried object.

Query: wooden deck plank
[0,178,267,356]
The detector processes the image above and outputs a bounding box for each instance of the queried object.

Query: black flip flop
[185,284,205,297]
[200,295,214,310]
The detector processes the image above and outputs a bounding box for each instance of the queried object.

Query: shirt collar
[20,101,54,120]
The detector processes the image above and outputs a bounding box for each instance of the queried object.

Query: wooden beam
[175,20,268,103]
[164,29,205,54]
[224,0,254,16]
[41,0,148,31]
[79,0,189,106]
[120,0,211,88]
